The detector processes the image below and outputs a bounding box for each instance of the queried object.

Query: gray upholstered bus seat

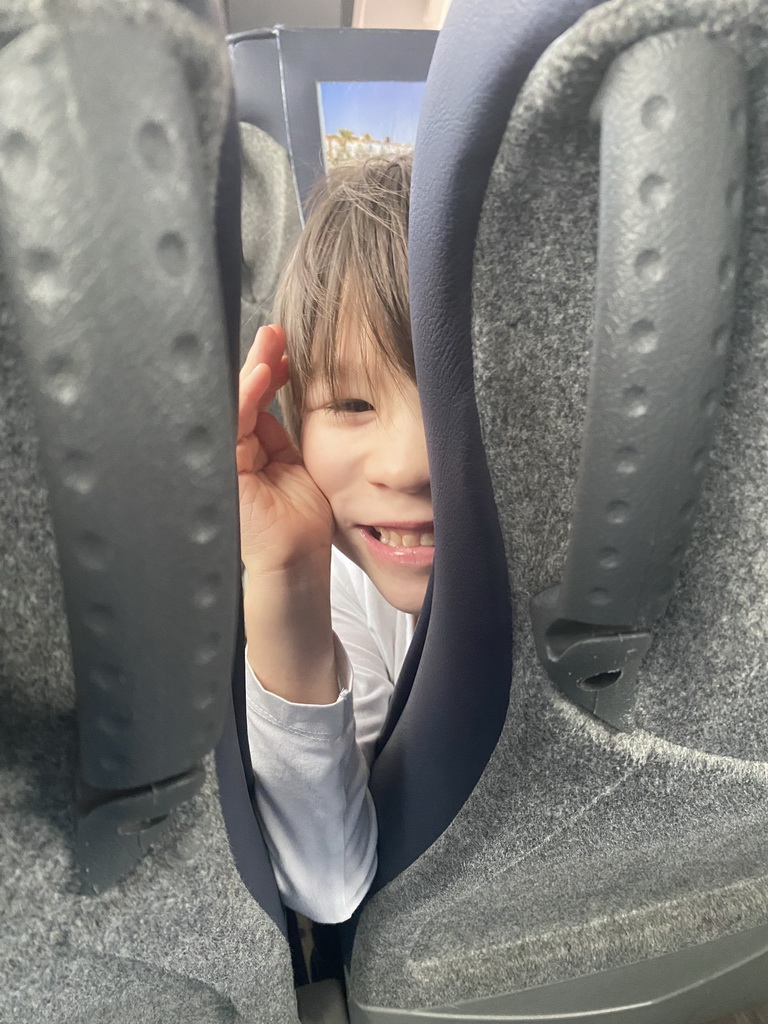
[347,0,768,1021]
[238,121,301,362]
[229,27,436,362]
[0,1,298,1020]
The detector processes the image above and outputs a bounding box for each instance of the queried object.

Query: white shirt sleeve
[245,563,395,924]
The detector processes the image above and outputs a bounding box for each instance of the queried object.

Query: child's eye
[328,399,374,416]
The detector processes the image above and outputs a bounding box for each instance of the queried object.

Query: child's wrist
[242,557,338,705]
[241,547,331,594]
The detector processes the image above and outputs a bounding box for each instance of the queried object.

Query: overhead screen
[229,29,437,209]
[318,80,426,170]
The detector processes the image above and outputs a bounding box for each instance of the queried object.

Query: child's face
[301,326,432,616]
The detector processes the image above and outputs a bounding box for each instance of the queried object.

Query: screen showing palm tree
[318,80,426,169]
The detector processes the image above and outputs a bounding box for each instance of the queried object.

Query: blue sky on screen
[318,80,426,144]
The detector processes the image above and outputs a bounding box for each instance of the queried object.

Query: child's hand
[237,325,334,574]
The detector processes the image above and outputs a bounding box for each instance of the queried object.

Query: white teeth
[373,528,434,548]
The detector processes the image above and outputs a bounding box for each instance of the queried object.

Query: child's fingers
[240,325,274,379]
[259,355,290,411]
[238,362,271,441]
[236,434,267,476]
[236,412,300,478]
[256,411,303,466]
[240,350,289,432]
[240,325,286,381]
[274,354,290,389]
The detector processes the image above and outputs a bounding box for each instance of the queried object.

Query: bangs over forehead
[275,155,414,441]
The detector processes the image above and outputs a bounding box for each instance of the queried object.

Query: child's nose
[365,411,430,495]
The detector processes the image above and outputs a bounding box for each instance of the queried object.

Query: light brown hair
[274,154,414,443]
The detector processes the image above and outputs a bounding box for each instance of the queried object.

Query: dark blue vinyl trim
[216,97,246,385]
[213,96,287,934]
[366,0,606,895]
[229,34,289,153]
[215,598,287,936]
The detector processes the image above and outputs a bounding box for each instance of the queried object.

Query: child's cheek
[300,415,356,515]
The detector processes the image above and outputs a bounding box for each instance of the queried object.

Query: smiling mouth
[365,525,435,549]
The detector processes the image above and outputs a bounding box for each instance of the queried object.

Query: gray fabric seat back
[0,2,298,1020]
[348,1,768,1021]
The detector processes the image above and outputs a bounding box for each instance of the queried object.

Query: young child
[237,155,432,924]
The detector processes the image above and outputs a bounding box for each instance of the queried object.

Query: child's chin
[371,570,427,616]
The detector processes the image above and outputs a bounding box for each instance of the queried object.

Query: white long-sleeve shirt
[245,548,415,923]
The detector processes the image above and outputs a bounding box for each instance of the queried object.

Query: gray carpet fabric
[351,0,768,1010]
[0,2,298,1021]
[239,123,301,364]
